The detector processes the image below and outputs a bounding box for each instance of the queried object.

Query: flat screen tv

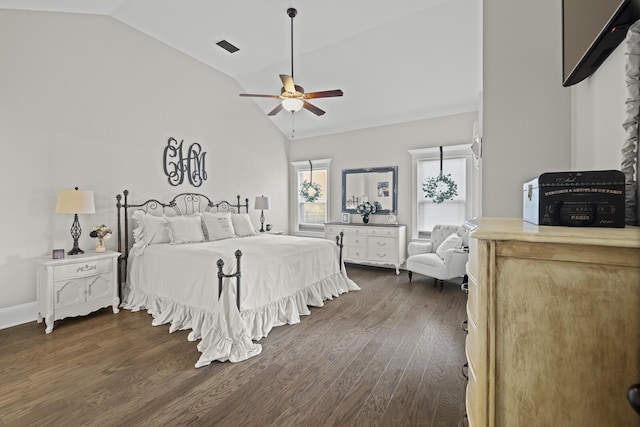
[562,0,640,86]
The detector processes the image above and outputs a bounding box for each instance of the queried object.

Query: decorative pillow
[231,213,257,237]
[435,233,463,259]
[202,212,236,241]
[132,210,171,255]
[166,215,205,244]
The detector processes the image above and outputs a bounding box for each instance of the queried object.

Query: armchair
[406,224,469,290]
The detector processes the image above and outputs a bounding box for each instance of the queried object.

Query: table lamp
[56,187,95,255]
[254,196,271,232]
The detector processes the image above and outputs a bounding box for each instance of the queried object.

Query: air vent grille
[216,40,239,53]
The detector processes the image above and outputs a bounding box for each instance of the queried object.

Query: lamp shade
[55,189,95,214]
[254,196,271,210]
[281,98,304,113]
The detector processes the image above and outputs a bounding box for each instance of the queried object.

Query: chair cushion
[406,253,450,279]
[435,233,463,259]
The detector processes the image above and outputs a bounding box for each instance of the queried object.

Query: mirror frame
[342,166,398,215]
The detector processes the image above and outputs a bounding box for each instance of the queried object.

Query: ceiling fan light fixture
[281,98,304,112]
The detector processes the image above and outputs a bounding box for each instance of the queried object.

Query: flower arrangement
[423,173,458,204]
[90,224,113,240]
[299,180,322,203]
[90,224,112,252]
[356,201,381,216]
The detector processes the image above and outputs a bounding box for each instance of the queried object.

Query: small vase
[96,238,106,253]
[362,214,369,224]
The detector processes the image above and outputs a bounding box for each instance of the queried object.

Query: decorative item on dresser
[464,218,640,427]
[325,222,406,275]
[35,250,120,333]
[55,187,95,255]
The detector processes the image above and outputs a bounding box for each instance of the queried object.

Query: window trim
[409,145,472,240]
[290,158,331,237]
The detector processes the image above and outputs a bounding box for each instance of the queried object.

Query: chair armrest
[408,241,434,256]
[443,248,469,276]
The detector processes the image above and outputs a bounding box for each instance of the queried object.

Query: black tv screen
[562,0,640,86]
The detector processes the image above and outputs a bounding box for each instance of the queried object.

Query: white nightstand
[35,250,120,333]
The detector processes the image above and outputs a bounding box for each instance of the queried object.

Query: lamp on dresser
[55,187,95,255]
[254,195,271,232]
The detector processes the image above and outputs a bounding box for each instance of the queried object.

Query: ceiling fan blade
[267,103,284,116]
[303,101,326,116]
[304,89,344,99]
[239,93,281,98]
[280,74,296,94]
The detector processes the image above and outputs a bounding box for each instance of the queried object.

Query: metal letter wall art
[163,137,207,187]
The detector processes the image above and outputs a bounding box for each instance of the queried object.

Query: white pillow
[132,210,170,255]
[435,233,463,259]
[166,215,205,244]
[202,212,235,241]
[231,213,257,237]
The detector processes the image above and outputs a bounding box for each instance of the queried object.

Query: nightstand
[35,250,120,333]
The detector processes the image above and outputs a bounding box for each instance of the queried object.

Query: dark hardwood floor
[0,265,468,427]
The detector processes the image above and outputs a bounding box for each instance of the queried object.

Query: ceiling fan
[239,8,343,116]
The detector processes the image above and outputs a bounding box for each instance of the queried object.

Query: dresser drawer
[465,354,479,427]
[325,225,346,236]
[344,234,366,248]
[347,227,368,236]
[467,237,478,276]
[367,227,396,237]
[368,236,395,249]
[465,308,478,363]
[367,247,396,262]
[53,258,112,281]
[467,274,478,323]
[346,246,367,260]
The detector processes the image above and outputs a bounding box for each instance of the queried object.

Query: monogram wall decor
[163,137,207,187]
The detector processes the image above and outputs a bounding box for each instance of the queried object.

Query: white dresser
[35,250,120,333]
[465,218,640,426]
[325,222,406,274]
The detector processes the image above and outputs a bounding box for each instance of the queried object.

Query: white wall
[288,111,478,240]
[0,10,289,313]
[482,0,572,217]
[571,43,628,170]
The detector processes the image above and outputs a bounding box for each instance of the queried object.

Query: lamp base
[259,209,265,232]
[68,237,84,255]
[68,219,84,255]
[68,247,85,256]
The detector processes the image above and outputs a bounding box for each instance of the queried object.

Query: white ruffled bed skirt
[122,271,359,368]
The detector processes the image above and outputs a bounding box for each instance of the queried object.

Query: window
[291,159,331,235]
[409,145,472,239]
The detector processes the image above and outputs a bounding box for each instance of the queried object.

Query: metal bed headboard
[115,189,249,289]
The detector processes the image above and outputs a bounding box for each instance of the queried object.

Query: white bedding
[122,234,359,367]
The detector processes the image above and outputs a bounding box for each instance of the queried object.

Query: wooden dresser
[324,223,406,274]
[465,218,640,427]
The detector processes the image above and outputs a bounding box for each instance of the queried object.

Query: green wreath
[299,180,322,203]
[423,173,458,204]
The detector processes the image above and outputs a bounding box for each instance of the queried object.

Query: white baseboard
[0,302,38,330]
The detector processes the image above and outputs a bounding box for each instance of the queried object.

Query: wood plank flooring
[0,265,468,427]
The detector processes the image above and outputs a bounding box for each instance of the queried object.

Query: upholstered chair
[406,224,469,290]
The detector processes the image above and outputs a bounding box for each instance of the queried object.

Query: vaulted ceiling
[0,0,482,140]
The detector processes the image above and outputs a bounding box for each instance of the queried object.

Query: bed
[115,190,359,368]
